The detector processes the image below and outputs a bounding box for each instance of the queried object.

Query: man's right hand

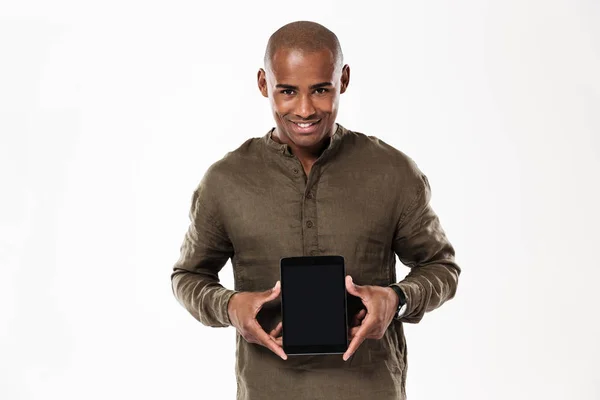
[227,281,287,360]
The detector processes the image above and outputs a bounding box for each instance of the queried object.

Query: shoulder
[203,137,261,177]
[195,136,262,192]
[344,128,425,186]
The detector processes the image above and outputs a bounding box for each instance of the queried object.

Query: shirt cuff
[390,281,421,321]
[212,287,240,327]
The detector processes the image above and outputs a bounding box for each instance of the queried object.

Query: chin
[289,131,324,146]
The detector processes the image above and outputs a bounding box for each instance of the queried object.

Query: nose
[295,94,316,119]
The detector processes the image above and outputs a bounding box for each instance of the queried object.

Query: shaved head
[257,21,350,160]
[264,21,343,72]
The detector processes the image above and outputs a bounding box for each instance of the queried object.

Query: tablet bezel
[279,255,349,356]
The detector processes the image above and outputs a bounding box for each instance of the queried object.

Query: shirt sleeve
[170,170,238,328]
[390,173,461,324]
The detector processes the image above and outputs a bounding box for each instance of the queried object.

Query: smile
[291,120,320,127]
[288,119,321,134]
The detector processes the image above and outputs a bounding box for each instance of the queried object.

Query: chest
[220,163,400,288]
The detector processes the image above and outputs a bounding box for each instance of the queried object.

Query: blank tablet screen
[280,256,348,355]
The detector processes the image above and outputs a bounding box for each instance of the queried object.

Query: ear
[340,64,350,94]
[257,68,269,98]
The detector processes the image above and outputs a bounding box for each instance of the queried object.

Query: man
[171,20,460,400]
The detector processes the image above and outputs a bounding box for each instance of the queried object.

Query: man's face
[258,48,350,151]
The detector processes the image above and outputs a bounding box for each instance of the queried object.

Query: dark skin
[227,47,401,362]
[257,47,347,176]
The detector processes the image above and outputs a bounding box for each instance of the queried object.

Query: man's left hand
[342,275,399,361]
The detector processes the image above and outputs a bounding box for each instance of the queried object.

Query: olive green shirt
[170,123,460,400]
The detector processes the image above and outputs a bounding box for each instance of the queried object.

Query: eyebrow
[275,82,333,90]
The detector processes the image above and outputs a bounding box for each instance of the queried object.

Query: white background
[1,1,599,399]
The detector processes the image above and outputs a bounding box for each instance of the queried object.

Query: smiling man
[257,28,348,177]
[171,21,460,400]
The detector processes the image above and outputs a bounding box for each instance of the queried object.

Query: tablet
[280,255,348,356]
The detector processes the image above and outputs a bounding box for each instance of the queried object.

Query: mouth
[288,119,321,134]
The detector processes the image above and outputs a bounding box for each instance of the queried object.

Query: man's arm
[170,171,238,328]
[391,173,461,324]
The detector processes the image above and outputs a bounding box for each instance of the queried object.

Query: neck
[272,123,336,163]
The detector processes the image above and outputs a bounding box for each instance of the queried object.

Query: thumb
[264,280,281,301]
[346,275,360,296]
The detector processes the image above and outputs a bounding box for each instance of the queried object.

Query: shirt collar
[261,122,347,159]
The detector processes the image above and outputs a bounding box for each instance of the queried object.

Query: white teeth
[295,122,315,128]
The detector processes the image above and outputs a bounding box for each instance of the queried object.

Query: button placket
[302,166,320,256]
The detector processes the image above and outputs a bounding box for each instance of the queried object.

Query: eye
[281,89,295,95]
[314,88,329,94]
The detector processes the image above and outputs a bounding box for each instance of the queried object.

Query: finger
[345,275,362,299]
[253,320,288,360]
[343,331,366,361]
[349,325,360,340]
[344,315,374,361]
[274,336,283,347]
[352,309,367,326]
[270,321,283,338]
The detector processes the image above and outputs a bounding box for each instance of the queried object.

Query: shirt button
[306,221,313,228]
[293,168,299,174]
[306,193,313,199]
